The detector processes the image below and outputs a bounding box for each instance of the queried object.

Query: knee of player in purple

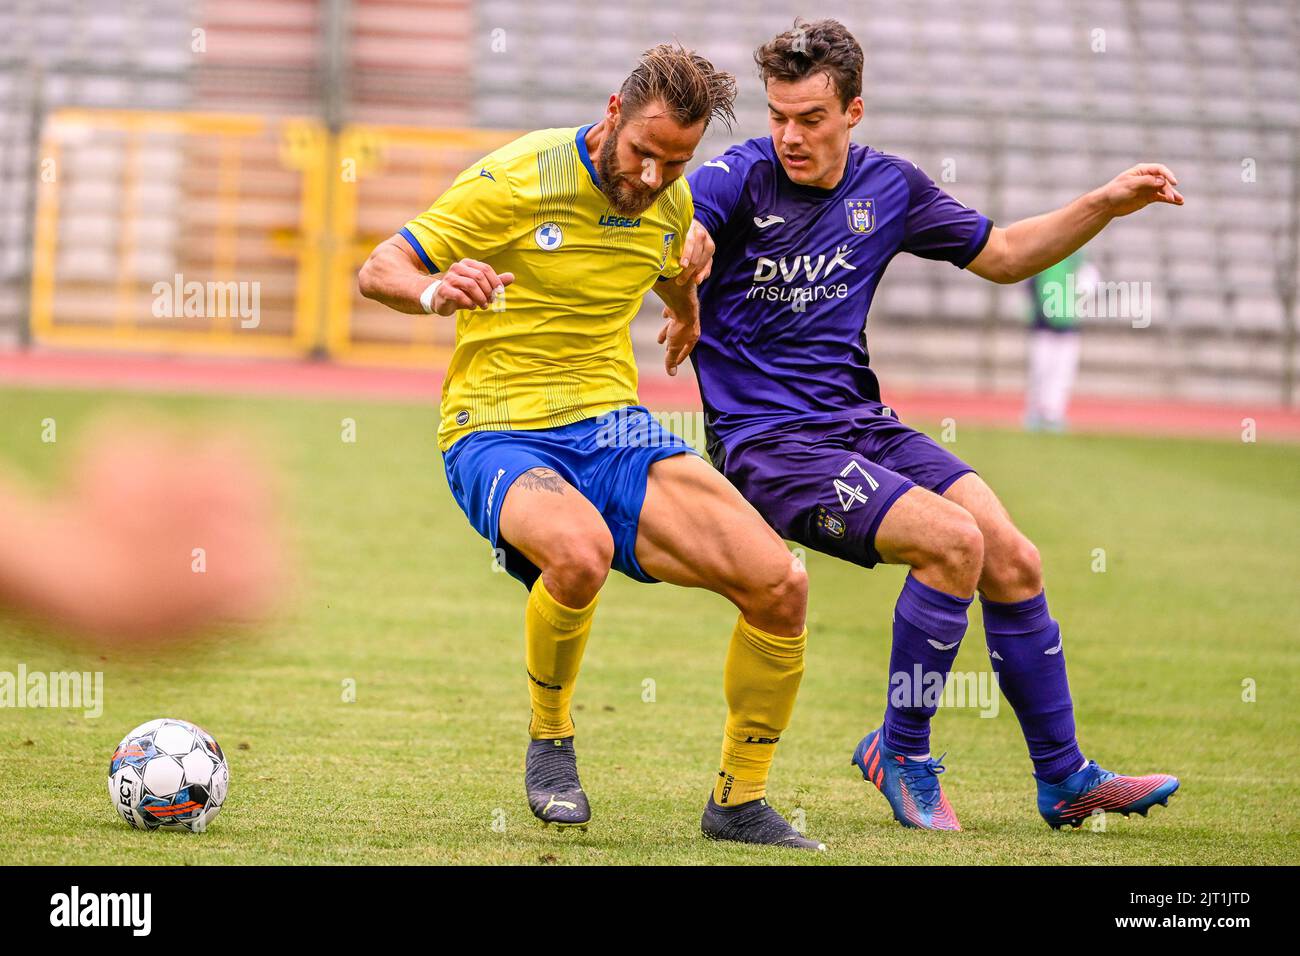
[981,591,1085,783]
[881,573,973,756]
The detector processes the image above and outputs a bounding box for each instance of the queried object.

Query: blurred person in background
[1024,250,1099,432]
[0,419,284,645]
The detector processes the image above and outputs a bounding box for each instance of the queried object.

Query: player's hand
[658,304,700,377]
[674,219,715,286]
[433,258,515,315]
[0,420,287,646]
[1102,164,1184,217]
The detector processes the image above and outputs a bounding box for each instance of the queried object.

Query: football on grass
[108,718,229,832]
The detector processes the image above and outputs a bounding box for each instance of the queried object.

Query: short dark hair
[620,43,737,132]
[754,18,863,109]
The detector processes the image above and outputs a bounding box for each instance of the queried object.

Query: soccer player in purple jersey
[675,19,1182,830]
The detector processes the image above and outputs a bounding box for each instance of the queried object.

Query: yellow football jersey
[401,125,694,450]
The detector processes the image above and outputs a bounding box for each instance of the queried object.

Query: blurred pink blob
[0,418,288,646]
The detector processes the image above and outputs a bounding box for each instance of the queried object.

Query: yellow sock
[524,576,597,739]
[713,614,807,806]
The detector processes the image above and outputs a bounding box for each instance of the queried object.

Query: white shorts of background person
[1025,328,1082,432]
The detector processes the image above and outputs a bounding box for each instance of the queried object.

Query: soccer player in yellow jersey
[358,45,823,850]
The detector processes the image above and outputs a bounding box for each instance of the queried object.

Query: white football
[108,718,230,832]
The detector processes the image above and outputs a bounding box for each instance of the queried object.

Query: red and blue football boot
[851,726,961,830]
[1038,759,1179,829]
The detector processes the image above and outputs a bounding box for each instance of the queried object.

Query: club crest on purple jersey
[845,198,875,235]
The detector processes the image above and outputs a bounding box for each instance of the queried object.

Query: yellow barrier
[327,125,523,366]
[32,109,310,356]
[30,108,521,364]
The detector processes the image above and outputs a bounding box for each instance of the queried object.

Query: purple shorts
[719,406,975,569]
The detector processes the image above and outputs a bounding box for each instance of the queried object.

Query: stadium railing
[29,108,520,364]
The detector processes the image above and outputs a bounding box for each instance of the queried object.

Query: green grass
[1,385,1297,865]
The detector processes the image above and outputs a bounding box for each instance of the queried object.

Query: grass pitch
[1,385,1296,865]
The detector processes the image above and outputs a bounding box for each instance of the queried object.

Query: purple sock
[982,591,1085,784]
[881,574,973,756]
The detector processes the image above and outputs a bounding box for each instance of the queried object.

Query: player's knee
[774,561,809,623]
[542,529,614,606]
[738,554,807,635]
[940,514,985,592]
[987,534,1042,596]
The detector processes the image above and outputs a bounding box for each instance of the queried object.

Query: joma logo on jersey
[846,198,875,234]
[752,245,857,283]
[598,214,641,228]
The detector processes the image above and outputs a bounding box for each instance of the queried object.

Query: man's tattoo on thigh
[517,467,566,494]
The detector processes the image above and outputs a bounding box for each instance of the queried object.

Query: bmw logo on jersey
[534,222,563,250]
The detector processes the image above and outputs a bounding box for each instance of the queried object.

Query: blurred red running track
[3,350,1298,442]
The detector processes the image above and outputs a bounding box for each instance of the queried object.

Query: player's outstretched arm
[358,235,514,316]
[968,163,1184,285]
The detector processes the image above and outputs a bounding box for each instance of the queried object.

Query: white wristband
[420,278,443,314]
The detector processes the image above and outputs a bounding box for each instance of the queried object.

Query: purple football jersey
[687,136,992,456]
